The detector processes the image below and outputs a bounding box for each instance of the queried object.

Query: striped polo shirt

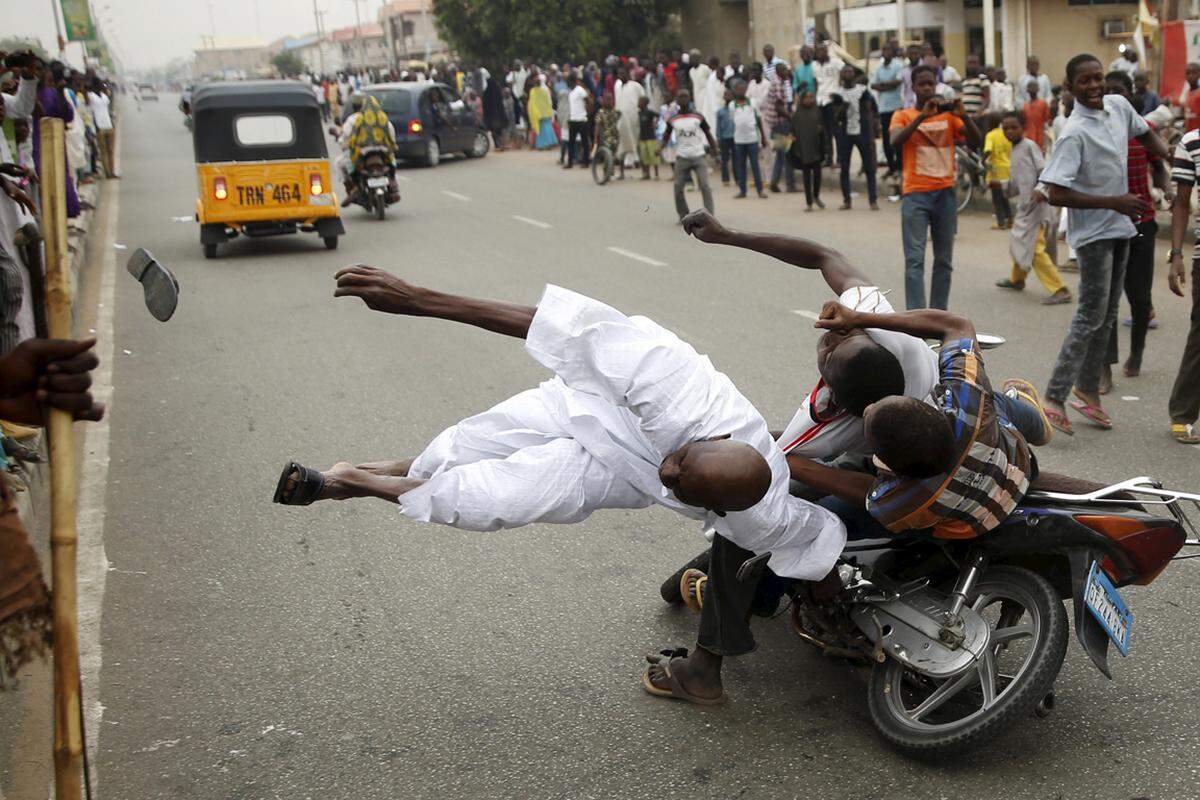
[867,339,1033,539]
[1171,129,1200,257]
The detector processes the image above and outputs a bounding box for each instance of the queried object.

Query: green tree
[432,0,679,64]
[272,50,305,78]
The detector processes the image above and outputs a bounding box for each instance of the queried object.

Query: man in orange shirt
[1022,82,1050,151]
[890,64,982,309]
[1183,63,1200,133]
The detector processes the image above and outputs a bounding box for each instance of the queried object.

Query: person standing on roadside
[812,44,844,168]
[764,63,795,193]
[789,91,826,210]
[1166,123,1200,444]
[890,65,981,309]
[1037,54,1169,436]
[715,88,735,185]
[1181,63,1200,133]
[959,54,990,123]
[563,74,592,167]
[1022,83,1050,152]
[871,42,904,177]
[900,43,922,110]
[792,46,815,97]
[663,89,717,219]
[830,66,879,210]
[1016,56,1052,111]
[761,43,787,84]
[728,80,768,199]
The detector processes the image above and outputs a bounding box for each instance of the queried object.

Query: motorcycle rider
[331,94,399,207]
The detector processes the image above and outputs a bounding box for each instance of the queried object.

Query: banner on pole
[59,0,96,42]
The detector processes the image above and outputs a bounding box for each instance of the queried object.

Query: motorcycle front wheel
[866,565,1067,758]
[373,191,386,220]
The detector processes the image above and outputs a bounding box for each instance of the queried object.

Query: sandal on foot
[1068,398,1113,429]
[995,278,1025,290]
[679,568,707,613]
[1042,289,1072,305]
[641,649,724,706]
[1044,407,1075,436]
[273,461,325,505]
[1171,423,1200,445]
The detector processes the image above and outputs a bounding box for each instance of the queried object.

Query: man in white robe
[275,267,846,704]
[614,67,644,167]
[689,54,712,126]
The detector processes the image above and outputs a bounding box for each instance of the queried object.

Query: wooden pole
[38,117,84,800]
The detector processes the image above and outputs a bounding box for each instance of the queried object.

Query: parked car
[137,83,159,101]
[357,81,489,167]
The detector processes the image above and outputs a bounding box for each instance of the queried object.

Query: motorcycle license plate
[1084,561,1132,656]
[366,176,389,188]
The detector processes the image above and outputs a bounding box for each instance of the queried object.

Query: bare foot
[355,458,414,477]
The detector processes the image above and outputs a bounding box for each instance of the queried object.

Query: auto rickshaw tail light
[309,173,323,195]
[213,177,228,201]
[408,119,423,134]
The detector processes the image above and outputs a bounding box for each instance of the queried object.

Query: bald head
[659,439,772,515]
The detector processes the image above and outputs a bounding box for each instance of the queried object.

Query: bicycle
[954,144,986,212]
[591,146,615,185]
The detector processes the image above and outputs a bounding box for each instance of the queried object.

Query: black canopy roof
[191,80,320,113]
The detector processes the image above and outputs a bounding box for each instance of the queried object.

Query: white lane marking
[76,119,122,797]
[606,246,666,267]
[792,309,820,320]
[442,190,470,201]
[511,215,552,229]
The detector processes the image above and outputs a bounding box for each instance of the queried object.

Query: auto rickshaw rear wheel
[203,243,218,259]
[323,236,339,250]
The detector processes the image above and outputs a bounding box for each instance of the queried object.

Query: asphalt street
[3,96,1199,800]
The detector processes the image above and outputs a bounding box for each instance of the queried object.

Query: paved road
[4,96,1200,800]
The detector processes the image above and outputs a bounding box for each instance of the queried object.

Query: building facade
[683,0,1148,86]
[332,23,391,70]
[380,0,450,66]
[193,37,273,80]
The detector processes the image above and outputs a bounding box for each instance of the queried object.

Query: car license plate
[236,182,304,206]
[366,176,389,188]
[1084,561,1132,656]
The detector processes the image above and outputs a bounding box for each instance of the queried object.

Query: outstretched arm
[681,210,870,295]
[334,265,535,339]
[813,300,975,344]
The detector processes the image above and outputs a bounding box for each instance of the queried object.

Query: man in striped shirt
[805,304,1044,540]
[1167,127,1200,443]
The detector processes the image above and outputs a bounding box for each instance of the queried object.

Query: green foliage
[432,0,680,65]
[272,50,306,78]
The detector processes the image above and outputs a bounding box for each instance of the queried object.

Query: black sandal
[273,461,325,505]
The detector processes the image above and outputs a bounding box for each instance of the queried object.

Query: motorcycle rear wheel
[866,565,1068,757]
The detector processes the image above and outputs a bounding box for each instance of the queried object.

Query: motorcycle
[662,474,1199,757]
[351,151,399,220]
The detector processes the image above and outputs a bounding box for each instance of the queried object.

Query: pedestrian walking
[983,123,1013,228]
[993,112,1071,304]
[1166,126,1200,444]
[788,91,826,210]
[715,89,735,185]
[830,66,878,210]
[889,65,981,309]
[1037,54,1169,435]
[663,89,717,219]
[871,42,904,177]
[729,81,768,199]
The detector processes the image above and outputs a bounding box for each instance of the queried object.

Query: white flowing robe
[1006,139,1057,269]
[615,79,644,160]
[399,285,847,581]
[704,70,724,132]
[690,63,712,122]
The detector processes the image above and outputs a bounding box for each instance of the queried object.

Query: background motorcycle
[351,150,399,221]
[662,474,1199,757]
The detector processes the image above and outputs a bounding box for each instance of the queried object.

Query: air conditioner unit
[1101,18,1133,38]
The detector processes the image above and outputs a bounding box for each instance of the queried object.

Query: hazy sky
[2,0,386,71]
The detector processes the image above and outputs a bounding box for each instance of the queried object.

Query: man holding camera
[889,64,981,310]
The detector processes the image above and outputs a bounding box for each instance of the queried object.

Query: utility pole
[313,0,326,74]
[351,0,366,70]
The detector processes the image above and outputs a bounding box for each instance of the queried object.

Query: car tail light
[213,176,228,200]
[408,119,423,134]
[309,173,323,195]
[1076,515,1185,585]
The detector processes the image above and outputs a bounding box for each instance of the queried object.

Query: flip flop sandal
[1171,424,1200,445]
[641,648,725,706]
[995,278,1025,290]
[1003,379,1053,446]
[126,247,180,322]
[1044,407,1075,437]
[1068,399,1113,430]
[273,461,325,505]
[679,568,707,613]
[1042,291,1072,305]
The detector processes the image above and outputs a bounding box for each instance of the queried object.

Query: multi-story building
[332,22,391,70]
[380,0,450,67]
[193,36,273,80]
[286,33,345,76]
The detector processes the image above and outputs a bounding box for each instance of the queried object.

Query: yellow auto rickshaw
[192,80,344,258]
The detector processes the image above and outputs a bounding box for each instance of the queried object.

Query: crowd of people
[413,42,1199,445]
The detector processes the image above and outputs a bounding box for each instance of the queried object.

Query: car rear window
[234,114,296,147]
[366,89,413,117]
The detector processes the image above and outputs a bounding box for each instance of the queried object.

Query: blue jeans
[836,129,877,204]
[733,142,763,194]
[718,138,734,183]
[900,187,957,309]
[993,390,1048,446]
